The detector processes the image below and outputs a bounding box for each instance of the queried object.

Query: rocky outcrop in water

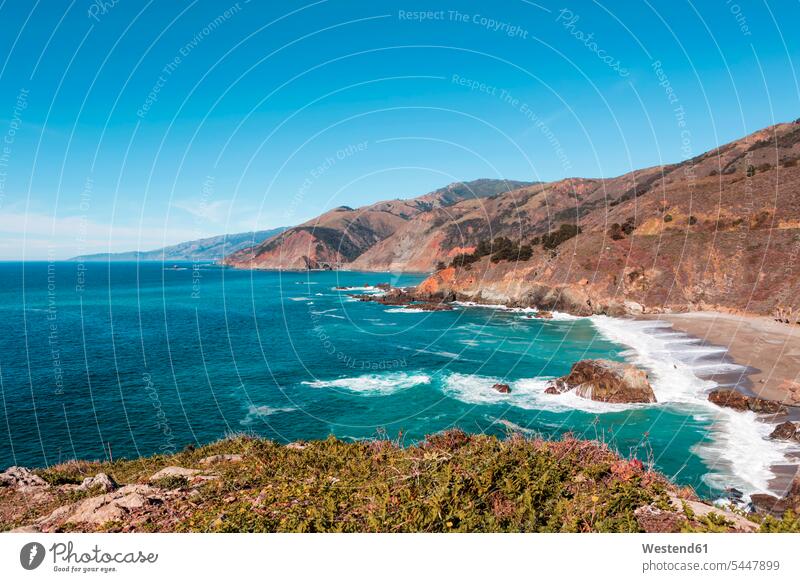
[545,359,656,404]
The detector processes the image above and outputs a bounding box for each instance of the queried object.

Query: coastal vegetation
[2,431,797,533]
[447,223,581,269]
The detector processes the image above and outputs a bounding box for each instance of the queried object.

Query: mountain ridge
[411,120,800,316]
[70,227,286,262]
[223,179,534,270]
[227,119,800,317]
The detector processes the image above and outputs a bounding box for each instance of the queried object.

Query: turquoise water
[0,261,777,498]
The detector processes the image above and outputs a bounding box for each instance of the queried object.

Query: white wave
[385,307,425,313]
[302,372,431,395]
[453,301,512,310]
[488,416,539,436]
[454,300,580,320]
[424,349,460,359]
[331,285,385,295]
[311,308,338,315]
[289,297,312,302]
[692,408,795,496]
[590,315,797,495]
[441,373,639,414]
[240,404,297,425]
[324,313,345,319]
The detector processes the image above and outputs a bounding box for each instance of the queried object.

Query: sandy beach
[659,311,800,406]
[657,312,800,495]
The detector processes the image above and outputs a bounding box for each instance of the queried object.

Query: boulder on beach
[777,380,800,406]
[707,389,787,415]
[769,421,799,441]
[544,359,656,404]
[492,383,511,394]
[750,475,800,517]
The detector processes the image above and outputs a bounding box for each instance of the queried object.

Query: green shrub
[541,224,581,250]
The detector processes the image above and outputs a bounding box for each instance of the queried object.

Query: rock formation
[770,421,799,441]
[750,474,800,517]
[0,466,49,490]
[707,389,787,414]
[545,359,656,403]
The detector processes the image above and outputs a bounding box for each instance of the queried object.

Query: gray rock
[78,473,118,493]
[149,466,203,481]
[199,454,243,465]
[39,485,163,527]
[0,466,49,489]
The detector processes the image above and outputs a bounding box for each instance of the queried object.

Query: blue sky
[0,0,798,258]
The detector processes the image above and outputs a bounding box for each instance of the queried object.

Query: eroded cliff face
[408,122,800,316]
[415,225,800,317]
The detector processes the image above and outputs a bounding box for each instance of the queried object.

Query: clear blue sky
[0,0,798,258]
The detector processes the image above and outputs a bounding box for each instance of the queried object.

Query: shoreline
[654,311,800,407]
[640,311,800,496]
[391,297,798,497]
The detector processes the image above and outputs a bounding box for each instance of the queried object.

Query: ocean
[0,261,795,498]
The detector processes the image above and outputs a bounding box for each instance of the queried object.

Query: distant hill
[70,227,287,262]
[224,179,534,270]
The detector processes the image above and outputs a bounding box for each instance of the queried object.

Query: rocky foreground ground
[1,431,798,533]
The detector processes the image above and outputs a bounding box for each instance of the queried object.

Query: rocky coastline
[355,281,800,501]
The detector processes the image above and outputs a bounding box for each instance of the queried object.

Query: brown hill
[224,179,532,270]
[414,121,800,316]
[227,120,800,316]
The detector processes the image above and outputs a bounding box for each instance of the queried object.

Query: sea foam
[440,373,639,414]
[302,372,431,395]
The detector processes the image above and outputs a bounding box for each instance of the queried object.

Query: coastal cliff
[228,121,800,318]
[414,122,800,317]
